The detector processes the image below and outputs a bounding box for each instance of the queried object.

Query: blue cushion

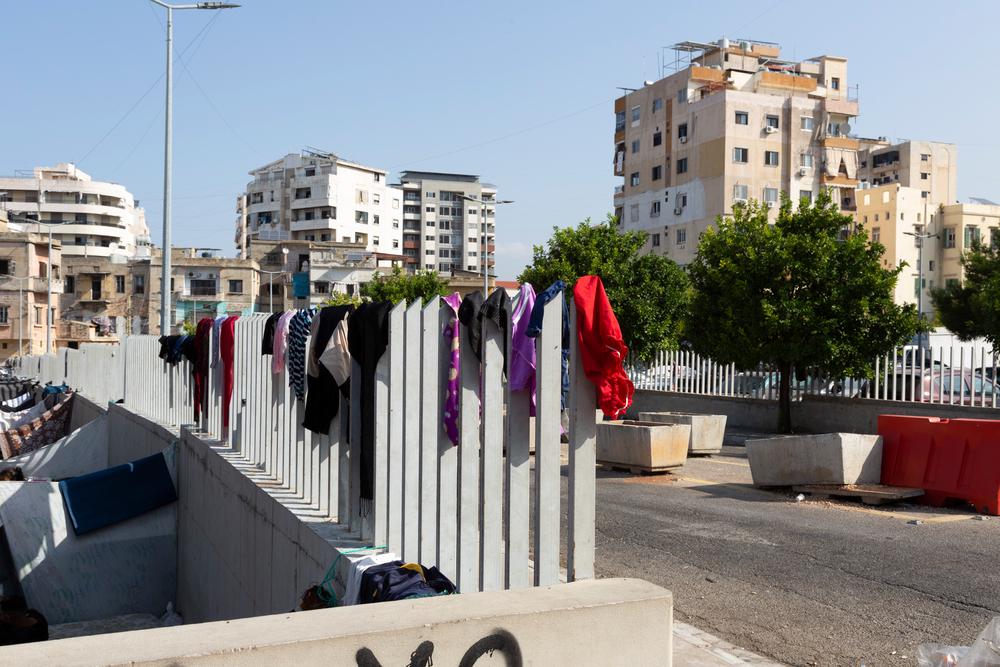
[58,453,177,536]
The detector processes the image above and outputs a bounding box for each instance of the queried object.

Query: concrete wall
[107,402,177,466]
[69,392,106,432]
[1,578,673,667]
[631,389,1000,434]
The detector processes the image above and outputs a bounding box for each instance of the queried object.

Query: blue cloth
[42,383,68,396]
[526,280,570,407]
[59,452,177,536]
[292,272,310,299]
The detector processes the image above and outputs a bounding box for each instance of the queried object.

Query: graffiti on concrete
[355,629,523,667]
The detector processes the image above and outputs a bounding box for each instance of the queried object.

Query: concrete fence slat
[567,305,597,582]
[534,295,562,587]
[436,302,459,582]
[457,313,481,593]
[480,316,504,592]
[402,301,422,562]
[386,302,405,554]
[419,298,441,567]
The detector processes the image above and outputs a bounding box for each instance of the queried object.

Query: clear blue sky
[2,1,996,279]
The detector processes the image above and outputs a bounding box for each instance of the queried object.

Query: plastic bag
[964,617,1000,666]
[916,644,968,667]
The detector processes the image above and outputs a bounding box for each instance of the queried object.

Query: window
[303,211,315,221]
[875,214,879,222]
[373,193,381,205]
[425,250,435,256]
[831,77,840,90]
[373,235,380,245]
[250,192,263,204]
[677,88,687,103]
[615,111,626,132]
[0,260,10,275]
[735,111,748,125]
[733,184,748,201]
[764,151,779,166]
[373,214,380,225]
[800,117,814,131]
[678,193,688,208]
[426,220,435,227]
[651,233,661,247]
[921,153,930,162]
[134,275,145,294]
[355,211,369,224]
[676,158,688,174]
[294,187,311,199]
[678,123,688,140]
[652,98,663,112]
[630,204,639,222]
[115,275,125,293]
[800,153,814,168]
[653,131,662,147]
[392,239,399,248]
[733,147,749,163]
[304,167,315,177]
[392,199,399,209]
[34,306,42,325]
[425,235,434,241]
[439,249,451,259]
[65,275,75,293]
[631,106,640,125]
[765,115,779,130]
[38,262,46,278]
[631,139,640,154]
[393,220,400,228]
[921,172,929,180]
[965,226,981,247]
[227,279,243,294]
[439,235,450,244]
[312,281,329,295]
[763,187,779,205]
[944,227,956,248]
[426,192,436,199]
[650,201,661,217]
[426,206,435,213]
[929,260,936,271]
[872,227,881,243]
[676,228,687,245]
[652,165,662,181]
[992,229,1000,248]
[800,190,812,204]
[321,234,329,241]
[0,307,7,325]
[922,191,929,199]
[630,172,640,187]
[946,278,960,288]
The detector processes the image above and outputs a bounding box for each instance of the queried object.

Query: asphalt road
[582,440,1000,666]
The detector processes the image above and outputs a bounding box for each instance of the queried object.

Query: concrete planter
[745,433,883,487]
[597,420,690,473]
[638,412,726,455]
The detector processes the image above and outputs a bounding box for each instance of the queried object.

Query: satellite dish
[839,122,852,135]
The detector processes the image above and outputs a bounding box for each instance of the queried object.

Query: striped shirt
[287,307,317,401]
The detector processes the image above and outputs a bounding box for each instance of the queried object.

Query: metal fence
[14,295,596,593]
[628,343,1000,408]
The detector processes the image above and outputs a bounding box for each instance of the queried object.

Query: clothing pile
[0,387,74,459]
[350,559,455,605]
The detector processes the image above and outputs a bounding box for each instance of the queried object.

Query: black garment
[180,335,199,365]
[457,290,511,371]
[157,335,185,364]
[303,305,354,435]
[260,311,282,355]
[346,301,392,503]
[357,561,455,604]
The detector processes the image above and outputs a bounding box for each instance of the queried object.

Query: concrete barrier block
[597,420,690,472]
[0,578,674,666]
[638,411,726,454]
[746,433,883,486]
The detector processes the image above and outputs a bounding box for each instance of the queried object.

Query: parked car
[880,368,997,405]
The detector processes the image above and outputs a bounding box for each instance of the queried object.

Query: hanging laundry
[179,335,198,365]
[573,275,635,419]
[441,292,462,445]
[318,310,353,389]
[260,311,281,356]
[192,317,214,422]
[526,280,570,408]
[287,307,317,401]
[509,283,537,414]
[303,305,353,434]
[271,310,296,374]
[211,314,227,368]
[157,335,185,364]
[457,289,511,368]
[220,315,239,430]
[347,301,392,505]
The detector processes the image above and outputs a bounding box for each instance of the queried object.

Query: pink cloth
[442,292,462,445]
[272,310,295,374]
[509,284,537,415]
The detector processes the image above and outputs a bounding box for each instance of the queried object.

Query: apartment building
[855,139,956,206]
[396,171,497,275]
[0,210,63,359]
[0,163,150,259]
[235,151,403,258]
[613,38,860,265]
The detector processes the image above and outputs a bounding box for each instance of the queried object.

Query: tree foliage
[322,291,362,308]
[931,241,1000,350]
[360,266,449,306]
[516,215,689,361]
[686,190,919,432]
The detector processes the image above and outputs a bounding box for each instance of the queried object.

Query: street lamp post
[457,195,513,295]
[904,230,939,350]
[149,0,239,336]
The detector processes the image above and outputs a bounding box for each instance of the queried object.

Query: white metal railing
[628,342,1000,409]
[14,295,597,594]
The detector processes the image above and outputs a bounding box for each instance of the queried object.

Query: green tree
[931,241,1000,349]
[360,266,449,305]
[686,191,918,432]
[322,291,362,308]
[517,215,689,361]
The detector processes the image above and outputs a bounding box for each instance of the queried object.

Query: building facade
[236,151,403,258]
[0,163,150,259]
[396,171,496,275]
[855,139,957,207]
[613,38,859,265]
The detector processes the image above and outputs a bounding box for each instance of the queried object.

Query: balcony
[613,185,624,201]
[290,218,336,232]
[28,277,64,294]
[822,136,860,151]
[403,241,419,250]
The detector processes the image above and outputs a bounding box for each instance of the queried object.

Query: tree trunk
[777,362,792,434]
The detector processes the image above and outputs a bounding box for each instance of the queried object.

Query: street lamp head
[281,247,289,255]
[197,2,240,8]
[495,199,515,205]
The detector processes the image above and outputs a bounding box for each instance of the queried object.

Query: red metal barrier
[879,415,1000,515]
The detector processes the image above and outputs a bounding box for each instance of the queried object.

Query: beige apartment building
[855,139,956,206]
[614,38,860,265]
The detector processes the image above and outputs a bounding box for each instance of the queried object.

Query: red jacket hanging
[221,314,240,430]
[573,275,634,419]
[192,317,215,422]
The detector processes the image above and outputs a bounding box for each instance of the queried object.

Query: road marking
[700,458,750,468]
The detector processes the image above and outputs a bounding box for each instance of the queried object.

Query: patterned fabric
[442,292,462,445]
[0,392,74,459]
[287,307,317,401]
[510,283,538,415]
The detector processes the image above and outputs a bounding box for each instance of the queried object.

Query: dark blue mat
[58,452,177,536]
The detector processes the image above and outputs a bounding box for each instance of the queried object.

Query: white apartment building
[396,171,497,274]
[235,150,403,257]
[0,163,150,259]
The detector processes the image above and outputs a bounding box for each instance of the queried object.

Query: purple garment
[442,292,462,446]
[509,284,537,415]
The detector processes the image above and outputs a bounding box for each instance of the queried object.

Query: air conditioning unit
[674,206,684,216]
[798,168,808,177]
[765,126,778,134]
[678,136,688,144]
[764,201,774,209]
